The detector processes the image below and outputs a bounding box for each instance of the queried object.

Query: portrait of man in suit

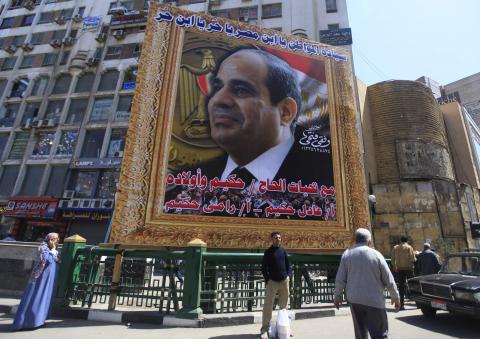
[164,44,336,220]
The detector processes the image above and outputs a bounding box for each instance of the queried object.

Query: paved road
[1,303,479,338]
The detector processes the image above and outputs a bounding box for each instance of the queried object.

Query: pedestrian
[2,233,15,241]
[260,231,291,339]
[417,243,441,276]
[391,235,415,310]
[334,228,400,339]
[12,233,60,331]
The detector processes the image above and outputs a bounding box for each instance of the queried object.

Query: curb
[2,303,345,327]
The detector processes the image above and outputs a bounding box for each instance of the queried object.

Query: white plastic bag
[268,321,277,338]
[276,308,291,339]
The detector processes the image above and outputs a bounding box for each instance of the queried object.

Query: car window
[442,256,480,276]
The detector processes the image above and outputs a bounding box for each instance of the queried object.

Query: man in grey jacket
[334,228,400,339]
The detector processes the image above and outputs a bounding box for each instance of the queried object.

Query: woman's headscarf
[44,232,59,242]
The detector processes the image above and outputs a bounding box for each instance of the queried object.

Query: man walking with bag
[261,231,291,339]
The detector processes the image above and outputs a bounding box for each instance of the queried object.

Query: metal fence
[62,244,344,314]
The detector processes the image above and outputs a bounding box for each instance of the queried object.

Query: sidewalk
[0,296,349,328]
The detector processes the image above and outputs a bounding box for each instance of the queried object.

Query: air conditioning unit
[63,190,75,199]
[33,119,44,128]
[71,198,82,208]
[101,199,114,209]
[86,57,99,66]
[46,118,57,127]
[113,150,124,158]
[72,14,83,23]
[4,44,17,54]
[23,0,35,10]
[55,16,66,25]
[91,199,102,209]
[80,199,92,208]
[95,33,107,43]
[59,200,70,208]
[108,6,127,16]
[21,42,34,52]
[50,39,62,48]
[63,37,74,46]
[113,30,126,40]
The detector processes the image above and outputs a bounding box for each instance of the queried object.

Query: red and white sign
[4,197,58,218]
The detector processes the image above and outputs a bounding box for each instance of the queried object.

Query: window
[81,129,105,158]
[12,35,26,46]
[32,132,55,158]
[66,98,88,124]
[105,46,122,60]
[77,7,86,17]
[0,79,7,97]
[20,55,35,68]
[51,74,72,94]
[19,165,45,196]
[328,23,339,30]
[0,17,14,29]
[8,132,30,159]
[0,133,9,157]
[60,51,70,65]
[56,130,78,156]
[115,95,133,121]
[52,30,66,40]
[110,0,134,10]
[45,166,68,197]
[69,171,97,198]
[30,32,44,45]
[97,170,119,198]
[239,7,258,20]
[90,97,113,121]
[22,102,41,124]
[107,129,127,157]
[30,76,49,96]
[1,57,18,71]
[45,100,65,120]
[326,0,337,13]
[0,165,20,196]
[75,72,95,93]
[42,53,58,66]
[0,103,20,127]
[133,44,142,57]
[38,12,54,24]
[21,14,36,27]
[9,78,29,98]
[9,0,23,9]
[59,8,74,19]
[262,4,282,18]
[98,70,119,91]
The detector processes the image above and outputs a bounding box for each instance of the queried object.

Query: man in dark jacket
[260,231,291,339]
[417,243,441,276]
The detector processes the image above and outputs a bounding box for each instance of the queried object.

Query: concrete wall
[0,241,45,295]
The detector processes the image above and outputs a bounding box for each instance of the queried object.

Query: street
[1,303,479,338]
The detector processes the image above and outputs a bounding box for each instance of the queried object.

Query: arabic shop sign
[72,158,122,169]
[82,16,101,31]
[155,9,348,62]
[59,210,112,221]
[319,28,352,46]
[4,198,58,218]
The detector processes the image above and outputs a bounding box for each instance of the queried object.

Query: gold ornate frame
[109,4,369,251]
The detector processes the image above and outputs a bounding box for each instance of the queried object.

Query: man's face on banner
[207,50,284,157]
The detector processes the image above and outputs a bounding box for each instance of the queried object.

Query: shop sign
[59,209,112,221]
[319,28,352,46]
[71,158,122,169]
[122,81,136,90]
[4,198,58,218]
[82,16,101,31]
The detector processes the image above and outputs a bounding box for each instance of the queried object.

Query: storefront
[58,208,113,244]
[3,197,66,242]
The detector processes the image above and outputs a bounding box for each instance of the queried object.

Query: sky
[346,0,480,86]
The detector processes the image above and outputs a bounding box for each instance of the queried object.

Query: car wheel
[420,306,437,317]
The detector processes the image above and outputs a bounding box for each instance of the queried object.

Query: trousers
[260,277,289,333]
[350,303,389,339]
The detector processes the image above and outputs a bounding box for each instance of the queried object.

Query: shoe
[260,332,268,339]
[399,306,405,311]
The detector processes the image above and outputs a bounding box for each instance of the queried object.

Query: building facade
[0,0,349,243]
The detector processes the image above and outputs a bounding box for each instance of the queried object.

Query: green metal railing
[56,237,346,317]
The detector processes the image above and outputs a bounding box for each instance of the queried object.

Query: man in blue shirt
[261,231,291,339]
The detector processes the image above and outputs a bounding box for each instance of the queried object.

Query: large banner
[110,4,369,250]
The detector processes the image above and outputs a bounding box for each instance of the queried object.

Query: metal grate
[420,282,452,300]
